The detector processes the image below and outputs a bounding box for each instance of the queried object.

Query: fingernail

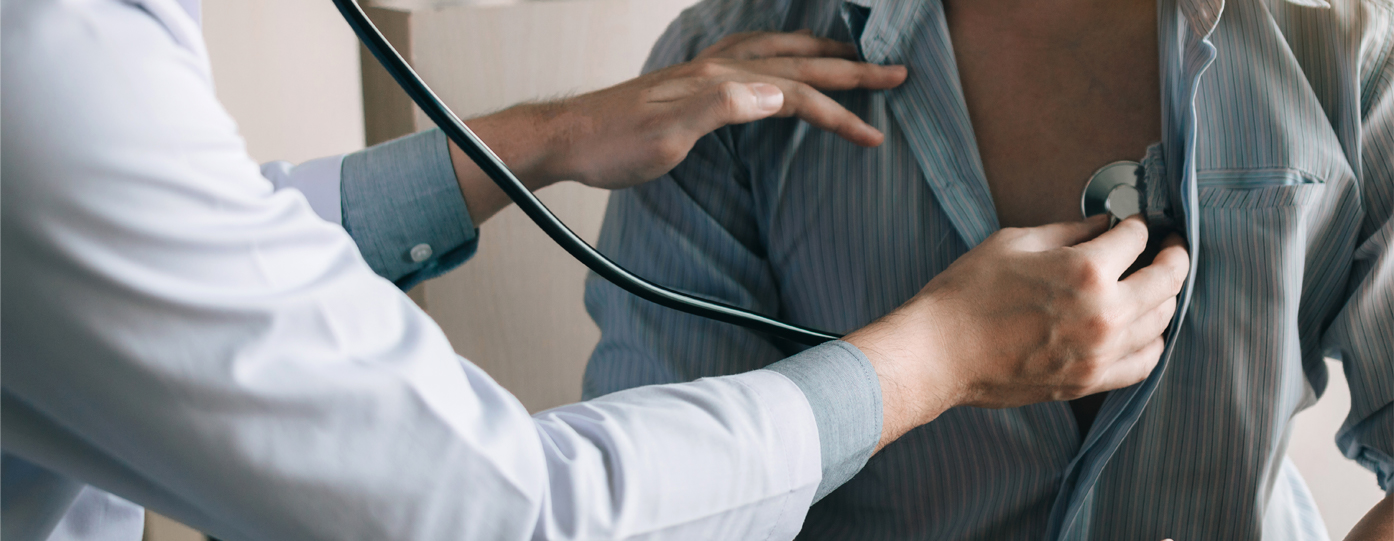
[751,83,784,112]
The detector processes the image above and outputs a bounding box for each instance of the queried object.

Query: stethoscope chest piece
[1081,161,1142,224]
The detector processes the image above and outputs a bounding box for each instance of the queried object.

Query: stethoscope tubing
[333,0,839,345]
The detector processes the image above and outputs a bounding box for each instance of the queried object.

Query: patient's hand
[844,216,1190,450]
[449,31,907,224]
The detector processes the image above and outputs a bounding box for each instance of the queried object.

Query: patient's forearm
[1345,493,1392,541]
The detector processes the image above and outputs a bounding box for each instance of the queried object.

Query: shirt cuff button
[409,243,433,263]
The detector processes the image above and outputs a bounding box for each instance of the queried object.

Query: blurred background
[143,0,1385,539]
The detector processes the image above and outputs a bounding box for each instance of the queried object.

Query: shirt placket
[1045,0,1218,538]
[840,0,1218,537]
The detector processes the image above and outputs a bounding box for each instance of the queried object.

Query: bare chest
[946,1,1161,227]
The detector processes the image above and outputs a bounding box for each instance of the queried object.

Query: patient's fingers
[737,57,907,90]
[1072,216,1151,280]
[698,31,859,60]
[1119,233,1189,319]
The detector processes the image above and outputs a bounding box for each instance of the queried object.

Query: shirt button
[409,243,433,263]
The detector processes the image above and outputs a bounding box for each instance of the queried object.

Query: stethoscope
[333,0,1140,346]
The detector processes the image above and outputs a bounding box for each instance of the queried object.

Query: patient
[584,0,1394,539]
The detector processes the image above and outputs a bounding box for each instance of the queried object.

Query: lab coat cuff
[764,340,882,502]
[261,155,346,225]
[341,129,478,290]
[728,369,824,539]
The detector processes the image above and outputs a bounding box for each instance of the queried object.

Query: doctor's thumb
[682,82,785,136]
[748,83,785,113]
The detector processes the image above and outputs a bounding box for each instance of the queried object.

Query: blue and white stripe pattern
[583,0,1394,539]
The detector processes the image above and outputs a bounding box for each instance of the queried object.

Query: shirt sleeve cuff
[340,129,478,290]
[763,340,882,502]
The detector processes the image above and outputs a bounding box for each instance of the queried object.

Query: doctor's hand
[449,31,907,223]
[844,216,1191,451]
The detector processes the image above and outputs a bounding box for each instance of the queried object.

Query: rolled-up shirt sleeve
[339,129,478,290]
[261,129,477,290]
[1324,27,1394,495]
[765,342,882,502]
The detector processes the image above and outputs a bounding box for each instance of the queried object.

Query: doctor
[1,1,1191,540]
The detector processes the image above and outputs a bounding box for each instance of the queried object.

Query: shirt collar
[841,0,1330,59]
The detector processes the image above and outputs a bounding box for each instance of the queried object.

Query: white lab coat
[0,1,823,539]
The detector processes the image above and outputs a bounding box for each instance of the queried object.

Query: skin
[945,0,1390,536]
[845,215,1185,450]
[452,30,906,224]
[1344,494,1392,541]
[947,0,1161,228]
[446,31,1188,470]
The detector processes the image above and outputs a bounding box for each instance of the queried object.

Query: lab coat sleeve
[583,0,883,503]
[0,2,823,540]
[259,128,478,291]
[1322,18,1394,495]
[259,154,347,225]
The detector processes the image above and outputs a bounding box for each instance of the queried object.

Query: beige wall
[201,0,366,164]
[1289,360,1389,537]
[147,0,1382,540]
[361,0,700,414]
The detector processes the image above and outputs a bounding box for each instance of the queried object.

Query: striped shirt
[582,0,1394,539]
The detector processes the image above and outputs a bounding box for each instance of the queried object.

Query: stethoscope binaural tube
[332,0,840,345]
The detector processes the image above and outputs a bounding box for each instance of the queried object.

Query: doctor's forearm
[448,103,573,226]
[840,218,1190,452]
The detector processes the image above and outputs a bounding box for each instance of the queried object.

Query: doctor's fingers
[695,30,859,61]
[654,57,905,99]
[674,77,885,147]
[1116,295,1177,360]
[999,215,1112,252]
[1088,336,1165,394]
[1069,216,1152,281]
[644,56,902,99]
[739,74,891,146]
[671,81,786,138]
[731,57,908,91]
[1117,233,1190,319]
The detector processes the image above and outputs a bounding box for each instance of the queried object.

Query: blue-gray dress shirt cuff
[764,340,883,502]
[341,129,478,290]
